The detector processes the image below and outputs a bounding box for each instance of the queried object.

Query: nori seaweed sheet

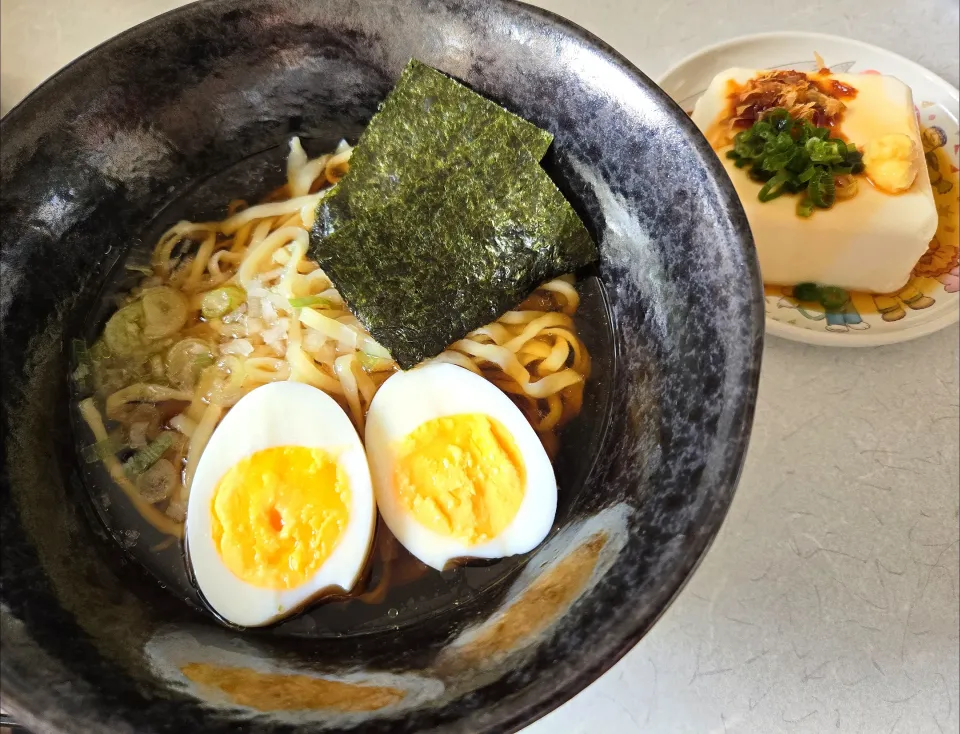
[314,59,553,238]
[310,125,597,368]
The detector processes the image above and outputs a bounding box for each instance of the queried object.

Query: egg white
[186,381,376,627]
[364,362,557,571]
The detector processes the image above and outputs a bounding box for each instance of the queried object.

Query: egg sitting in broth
[365,363,557,571]
[186,382,376,627]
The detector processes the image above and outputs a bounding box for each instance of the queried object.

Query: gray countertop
[2,1,958,732]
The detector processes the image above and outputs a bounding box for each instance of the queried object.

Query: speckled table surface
[2,1,958,733]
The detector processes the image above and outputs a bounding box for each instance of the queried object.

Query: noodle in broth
[76,138,591,540]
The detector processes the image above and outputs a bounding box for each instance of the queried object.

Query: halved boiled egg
[186,382,375,627]
[364,362,557,571]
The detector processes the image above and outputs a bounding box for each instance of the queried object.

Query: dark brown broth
[69,143,614,638]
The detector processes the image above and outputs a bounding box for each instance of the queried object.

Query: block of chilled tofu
[692,68,938,294]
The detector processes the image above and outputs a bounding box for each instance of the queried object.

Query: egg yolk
[393,414,525,545]
[211,446,350,589]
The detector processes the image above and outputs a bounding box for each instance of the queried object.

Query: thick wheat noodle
[296,157,330,197]
[231,221,253,253]
[236,227,309,288]
[501,313,573,353]
[496,310,548,325]
[248,218,274,250]
[539,394,565,432]
[429,350,483,374]
[540,279,579,313]
[278,238,307,299]
[335,354,364,432]
[208,250,243,277]
[469,322,512,344]
[272,246,317,271]
[517,340,553,359]
[182,403,222,501]
[446,338,583,399]
[542,327,589,374]
[244,358,291,385]
[325,149,353,183]
[153,222,218,272]
[185,368,217,423]
[538,337,571,375]
[354,365,378,405]
[186,232,217,291]
[287,316,344,394]
[219,193,325,234]
[305,270,334,290]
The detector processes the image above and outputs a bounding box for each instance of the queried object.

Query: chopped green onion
[729,111,863,216]
[82,437,124,464]
[103,302,145,356]
[194,353,216,371]
[758,171,790,202]
[808,169,836,208]
[201,286,246,320]
[805,139,844,165]
[796,197,815,218]
[733,130,765,159]
[828,138,848,154]
[760,133,797,171]
[762,107,793,133]
[752,121,775,140]
[793,282,820,301]
[360,339,392,360]
[288,294,334,309]
[844,150,864,171]
[142,287,189,340]
[819,286,848,311]
[787,151,811,174]
[357,352,393,371]
[165,338,216,390]
[71,339,92,390]
[123,432,175,477]
[749,167,774,183]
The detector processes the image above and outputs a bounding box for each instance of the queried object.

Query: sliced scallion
[72,339,92,390]
[808,170,836,208]
[288,294,334,309]
[123,432,175,477]
[729,108,862,217]
[357,352,394,371]
[796,197,816,218]
[758,171,790,202]
[82,437,124,464]
[201,286,246,320]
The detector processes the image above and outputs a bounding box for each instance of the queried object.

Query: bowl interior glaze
[0,1,762,732]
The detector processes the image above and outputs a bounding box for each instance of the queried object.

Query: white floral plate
[658,32,959,347]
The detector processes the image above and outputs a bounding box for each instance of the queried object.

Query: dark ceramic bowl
[0,0,762,731]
